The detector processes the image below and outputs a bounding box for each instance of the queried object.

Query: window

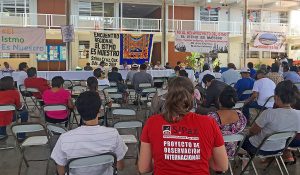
[241,43,259,58]
[0,53,30,58]
[200,7,219,21]
[79,41,90,59]
[0,0,29,14]
[248,10,261,22]
[79,0,103,16]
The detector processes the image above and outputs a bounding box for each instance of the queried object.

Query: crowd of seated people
[2,60,300,175]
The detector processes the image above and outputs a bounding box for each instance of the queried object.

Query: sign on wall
[249,31,286,52]
[89,32,120,67]
[175,31,229,53]
[0,27,46,54]
[61,25,75,43]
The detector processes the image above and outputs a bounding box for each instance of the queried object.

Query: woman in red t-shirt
[138,77,228,175]
[0,76,28,140]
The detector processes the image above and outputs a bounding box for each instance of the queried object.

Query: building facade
[1,0,300,70]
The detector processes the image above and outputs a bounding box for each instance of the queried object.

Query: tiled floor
[0,106,300,175]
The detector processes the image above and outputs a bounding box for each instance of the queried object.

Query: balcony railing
[0,12,298,35]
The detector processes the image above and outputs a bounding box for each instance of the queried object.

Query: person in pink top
[42,76,74,125]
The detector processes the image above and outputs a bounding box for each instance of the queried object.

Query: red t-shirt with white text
[141,112,224,175]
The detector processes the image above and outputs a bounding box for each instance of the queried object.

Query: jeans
[242,101,265,120]
[242,137,282,156]
[0,109,29,139]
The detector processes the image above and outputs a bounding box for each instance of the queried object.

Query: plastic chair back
[112,109,136,116]
[66,152,117,175]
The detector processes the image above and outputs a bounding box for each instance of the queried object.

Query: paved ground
[1,104,300,175]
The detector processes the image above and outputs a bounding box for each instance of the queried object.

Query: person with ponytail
[138,77,228,175]
[208,86,247,158]
[242,80,300,156]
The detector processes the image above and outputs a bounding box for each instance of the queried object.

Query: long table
[1,70,195,81]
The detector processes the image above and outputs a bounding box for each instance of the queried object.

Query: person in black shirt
[196,74,228,115]
[108,67,123,83]
[84,63,93,71]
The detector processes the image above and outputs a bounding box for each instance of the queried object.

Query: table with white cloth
[1,70,195,81]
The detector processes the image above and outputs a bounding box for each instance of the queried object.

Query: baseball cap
[240,67,250,73]
[132,64,139,68]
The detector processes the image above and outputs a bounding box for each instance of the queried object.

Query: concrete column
[161,1,168,65]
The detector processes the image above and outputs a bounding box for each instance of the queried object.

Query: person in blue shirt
[283,65,300,84]
[234,68,254,101]
[247,62,256,78]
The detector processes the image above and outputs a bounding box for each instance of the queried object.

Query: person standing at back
[221,63,241,85]
[132,63,153,92]
[138,77,228,175]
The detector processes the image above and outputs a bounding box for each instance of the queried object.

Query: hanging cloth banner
[0,27,46,54]
[89,32,154,67]
[89,32,120,67]
[120,34,154,64]
[175,30,229,53]
[249,31,286,52]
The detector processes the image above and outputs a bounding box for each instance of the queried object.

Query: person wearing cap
[242,69,276,120]
[221,63,241,85]
[234,68,255,101]
[126,64,139,84]
[266,63,284,85]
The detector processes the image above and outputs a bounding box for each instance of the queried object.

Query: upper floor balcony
[0,12,298,36]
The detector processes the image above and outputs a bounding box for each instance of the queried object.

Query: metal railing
[0,12,298,35]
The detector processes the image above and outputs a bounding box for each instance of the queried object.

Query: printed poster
[0,27,46,53]
[175,31,229,53]
[89,32,120,67]
[61,25,75,43]
[249,31,286,52]
[120,34,153,64]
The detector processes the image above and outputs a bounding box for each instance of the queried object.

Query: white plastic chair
[138,83,152,88]
[233,101,245,110]
[241,131,297,175]
[223,134,245,175]
[112,109,136,123]
[63,80,73,90]
[0,104,17,150]
[22,87,43,115]
[99,85,110,90]
[11,122,51,175]
[105,87,118,93]
[72,85,86,96]
[66,152,117,175]
[109,81,117,87]
[114,120,143,159]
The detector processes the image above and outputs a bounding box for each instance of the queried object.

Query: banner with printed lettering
[249,31,286,52]
[175,31,229,53]
[120,34,153,64]
[89,32,120,67]
[0,27,46,53]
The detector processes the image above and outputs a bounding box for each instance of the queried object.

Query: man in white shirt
[221,63,241,85]
[51,91,128,175]
[120,61,131,70]
[243,69,276,120]
[16,62,28,88]
[198,63,214,84]
[1,62,14,72]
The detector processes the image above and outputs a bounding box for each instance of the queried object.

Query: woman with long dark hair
[138,77,228,175]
